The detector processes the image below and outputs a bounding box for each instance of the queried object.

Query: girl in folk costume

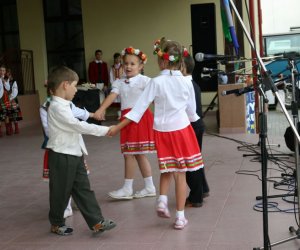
[109,52,125,83]
[0,65,13,136]
[0,76,7,137]
[94,47,156,200]
[109,52,125,119]
[40,88,94,218]
[6,69,23,134]
[108,38,204,230]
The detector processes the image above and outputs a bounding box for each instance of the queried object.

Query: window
[0,0,20,53]
[264,33,300,56]
[43,0,86,80]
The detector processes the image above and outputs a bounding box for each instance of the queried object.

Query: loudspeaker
[284,122,300,152]
[191,3,218,92]
[72,89,101,125]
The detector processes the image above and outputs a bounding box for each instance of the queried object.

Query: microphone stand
[227,1,300,249]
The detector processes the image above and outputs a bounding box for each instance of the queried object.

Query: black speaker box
[191,3,218,92]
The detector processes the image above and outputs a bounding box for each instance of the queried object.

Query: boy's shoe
[185,198,203,208]
[203,192,210,198]
[63,208,73,218]
[174,217,188,230]
[93,219,116,233]
[156,200,171,218]
[51,225,73,236]
[134,188,156,198]
[108,188,133,200]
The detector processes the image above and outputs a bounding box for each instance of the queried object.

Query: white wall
[261,0,300,34]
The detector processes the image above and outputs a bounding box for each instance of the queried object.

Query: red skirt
[120,108,156,154]
[154,125,204,173]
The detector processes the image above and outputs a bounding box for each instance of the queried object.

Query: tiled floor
[1,109,300,250]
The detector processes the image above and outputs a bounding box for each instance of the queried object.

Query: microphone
[221,85,254,96]
[195,52,237,62]
[202,67,224,73]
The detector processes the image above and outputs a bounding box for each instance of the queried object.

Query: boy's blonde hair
[47,66,79,95]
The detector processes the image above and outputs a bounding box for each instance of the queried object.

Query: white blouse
[111,74,151,110]
[125,70,199,132]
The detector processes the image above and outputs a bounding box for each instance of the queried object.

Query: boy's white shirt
[46,96,108,156]
[40,101,90,137]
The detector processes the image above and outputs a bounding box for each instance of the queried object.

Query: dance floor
[1,109,300,250]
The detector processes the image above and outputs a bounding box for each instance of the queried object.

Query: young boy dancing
[46,66,116,236]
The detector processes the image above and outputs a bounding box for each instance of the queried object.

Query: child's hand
[94,109,106,120]
[89,112,95,118]
[107,125,119,136]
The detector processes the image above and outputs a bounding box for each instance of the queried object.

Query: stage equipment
[195,52,238,62]
[226,1,300,249]
[221,85,254,96]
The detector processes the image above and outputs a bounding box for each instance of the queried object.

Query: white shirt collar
[52,96,71,106]
[160,69,183,76]
[185,75,193,81]
[95,60,103,63]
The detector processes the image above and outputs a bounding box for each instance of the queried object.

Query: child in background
[94,47,156,200]
[0,65,12,136]
[40,89,94,218]
[182,53,209,207]
[46,66,116,236]
[108,38,204,230]
[6,69,22,134]
[0,76,5,137]
[109,52,125,119]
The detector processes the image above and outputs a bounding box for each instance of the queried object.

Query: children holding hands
[107,38,204,230]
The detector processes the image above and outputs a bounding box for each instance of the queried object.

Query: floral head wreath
[121,47,147,64]
[153,39,189,62]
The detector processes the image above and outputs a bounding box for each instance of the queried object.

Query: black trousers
[186,122,209,203]
[48,150,104,229]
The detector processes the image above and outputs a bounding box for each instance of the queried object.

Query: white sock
[144,176,155,190]
[158,195,168,204]
[176,210,185,219]
[123,179,133,191]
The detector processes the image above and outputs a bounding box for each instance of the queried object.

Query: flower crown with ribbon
[121,47,147,64]
[153,39,189,62]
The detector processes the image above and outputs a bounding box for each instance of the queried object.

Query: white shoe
[156,200,171,218]
[63,208,73,218]
[174,217,188,230]
[134,188,156,198]
[108,188,133,200]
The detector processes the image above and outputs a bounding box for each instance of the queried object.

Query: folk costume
[111,74,156,154]
[7,78,22,134]
[0,78,14,135]
[125,69,204,173]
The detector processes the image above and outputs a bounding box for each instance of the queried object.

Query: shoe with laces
[156,200,171,218]
[108,188,133,200]
[174,217,188,230]
[134,188,156,198]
